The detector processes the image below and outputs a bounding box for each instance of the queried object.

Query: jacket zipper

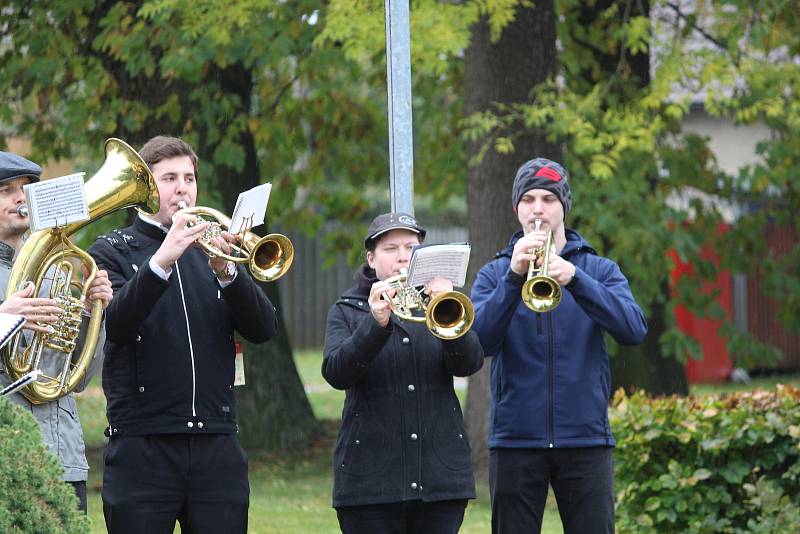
[547,312,554,448]
[175,263,197,417]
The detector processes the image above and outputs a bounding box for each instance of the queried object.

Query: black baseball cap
[0,151,42,184]
[364,212,426,248]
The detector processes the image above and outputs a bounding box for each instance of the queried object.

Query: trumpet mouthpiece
[16,205,29,217]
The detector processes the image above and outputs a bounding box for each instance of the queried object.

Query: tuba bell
[2,138,159,404]
[174,202,294,282]
[521,218,562,312]
[383,269,474,340]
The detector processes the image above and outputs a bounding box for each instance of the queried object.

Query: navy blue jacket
[471,229,647,449]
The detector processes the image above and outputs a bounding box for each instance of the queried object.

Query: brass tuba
[521,218,562,312]
[2,138,159,404]
[383,269,474,340]
[175,202,294,282]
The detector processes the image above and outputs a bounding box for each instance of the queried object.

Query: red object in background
[671,226,734,384]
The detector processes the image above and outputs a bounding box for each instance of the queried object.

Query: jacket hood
[341,263,377,300]
[498,228,597,259]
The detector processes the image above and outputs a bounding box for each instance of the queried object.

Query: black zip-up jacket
[88,216,277,436]
[322,266,484,507]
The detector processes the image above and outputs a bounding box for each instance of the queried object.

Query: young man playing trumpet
[88,136,278,534]
[322,212,484,533]
[470,158,648,534]
[0,150,113,513]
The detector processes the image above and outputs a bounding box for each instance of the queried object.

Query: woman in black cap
[322,212,484,533]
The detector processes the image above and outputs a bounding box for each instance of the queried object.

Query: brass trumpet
[383,269,474,340]
[521,219,562,312]
[175,201,293,282]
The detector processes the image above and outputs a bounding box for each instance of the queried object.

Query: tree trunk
[463,1,561,484]
[209,64,317,449]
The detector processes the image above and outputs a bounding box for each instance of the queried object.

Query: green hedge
[611,385,800,533]
[0,396,89,533]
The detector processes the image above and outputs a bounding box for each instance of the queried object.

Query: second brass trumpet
[522,218,562,312]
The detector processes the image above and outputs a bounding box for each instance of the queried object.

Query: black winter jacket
[322,266,484,507]
[88,216,277,436]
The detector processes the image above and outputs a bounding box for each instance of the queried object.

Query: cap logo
[398,215,416,225]
[534,167,562,182]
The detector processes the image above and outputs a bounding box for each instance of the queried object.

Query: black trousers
[490,447,614,534]
[336,499,468,534]
[102,434,249,534]
[69,481,87,513]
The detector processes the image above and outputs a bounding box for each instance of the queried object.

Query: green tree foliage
[611,386,800,532]
[0,0,467,252]
[0,396,89,534]
[464,0,799,368]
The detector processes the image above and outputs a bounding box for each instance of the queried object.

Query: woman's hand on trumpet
[424,277,453,299]
[369,280,395,328]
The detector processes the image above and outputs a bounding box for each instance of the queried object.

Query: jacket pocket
[432,404,471,471]
[338,409,392,477]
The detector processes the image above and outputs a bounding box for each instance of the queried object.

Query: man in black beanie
[470,157,648,533]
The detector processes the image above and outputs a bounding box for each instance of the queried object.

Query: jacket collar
[134,214,168,242]
[340,264,375,302]
[0,240,14,268]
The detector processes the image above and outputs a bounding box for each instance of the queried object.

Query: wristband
[214,261,236,281]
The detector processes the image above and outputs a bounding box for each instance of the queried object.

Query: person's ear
[366,250,375,269]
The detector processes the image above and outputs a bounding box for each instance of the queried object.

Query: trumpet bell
[249,233,295,282]
[426,291,474,340]
[522,275,562,312]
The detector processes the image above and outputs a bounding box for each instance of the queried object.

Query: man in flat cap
[322,212,484,533]
[0,150,113,513]
[470,158,648,533]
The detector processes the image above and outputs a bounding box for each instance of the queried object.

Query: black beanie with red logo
[511,158,572,218]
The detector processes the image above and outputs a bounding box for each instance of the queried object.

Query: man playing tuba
[88,136,278,534]
[0,150,113,513]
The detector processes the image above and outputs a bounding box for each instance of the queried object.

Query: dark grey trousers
[490,446,615,534]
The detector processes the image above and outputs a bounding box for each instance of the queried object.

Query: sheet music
[407,243,471,288]
[1,370,41,397]
[23,173,89,232]
[0,313,25,349]
[229,183,272,234]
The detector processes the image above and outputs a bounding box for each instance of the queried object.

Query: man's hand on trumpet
[544,255,576,286]
[152,212,211,271]
[510,233,544,276]
[207,231,239,282]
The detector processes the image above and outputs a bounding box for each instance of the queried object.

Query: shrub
[0,395,89,533]
[611,385,800,533]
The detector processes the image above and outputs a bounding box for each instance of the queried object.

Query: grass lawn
[75,349,799,533]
